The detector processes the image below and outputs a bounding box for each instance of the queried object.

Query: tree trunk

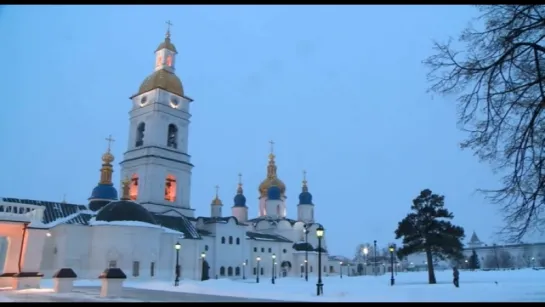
[425,248,436,284]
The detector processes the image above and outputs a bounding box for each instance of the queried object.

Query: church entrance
[201,260,210,281]
[280,261,291,277]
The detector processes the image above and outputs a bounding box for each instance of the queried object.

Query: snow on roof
[90,220,184,236]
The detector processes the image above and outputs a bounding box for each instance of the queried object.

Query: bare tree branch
[424,5,545,242]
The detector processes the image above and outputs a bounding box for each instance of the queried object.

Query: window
[205,245,209,251]
[166,55,173,67]
[268,248,272,253]
[324,266,327,273]
[221,237,226,244]
[261,248,264,252]
[260,267,264,275]
[132,261,140,277]
[277,204,280,215]
[220,267,226,276]
[130,174,139,201]
[253,267,257,275]
[150,262,155,277]
[300,265,304,273]
[164,175,177,202]
[228,236,233,244]
[283,249,287,254]
[156,55,163,68]
[329,266,334,273]
[235,267,240,276]
[228,267,233,276]
[136,122,145,147]
[167,124,178,149]
[236,238,240,245]
[108,260,117,268]
[253,247,257,252]
[310,266,313,273]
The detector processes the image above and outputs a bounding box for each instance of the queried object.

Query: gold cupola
[212,185,223,206]
[130,21,184,99]
[99,135,115,185]
[258,141,286,197]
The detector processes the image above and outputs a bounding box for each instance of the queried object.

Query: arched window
[268,248,272,253]
[136,123,145,147]
[324,266,327,272]
[260,267,264,275]
[283,249,287,253]
[253,267,257,275]
[220,267,225,276]
[277,204,280,215]
[221,237,226,244]
[167,124,178,149]
[310,266,313,273]
[330,266,334,273]
[300,265,304,273]
[228,236,233,244]
[164,175,177,202]
[205,245,209,251]
[236,238,240,245]
[235,267,240,276]
[130,174,139,201]
[227,267,233,276]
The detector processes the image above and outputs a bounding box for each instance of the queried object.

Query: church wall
[157,232,200,281]
[89,225,162,280]
[248,241,294,277]
[40,224,92,278]
[208,221,249,279]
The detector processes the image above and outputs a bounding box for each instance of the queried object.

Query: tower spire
[165,20,173,39]
[267,140,277,178]
[237,173,243,194]
[99,135,115,185]
[120,177,131,200]
[302,170,308,192]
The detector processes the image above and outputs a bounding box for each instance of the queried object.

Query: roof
[247,217,300,225]
[293,242,314,251]
[1,197,88,224]
[152,213,201,240]
[133,69,184,98]
[197,216,246,226]
[96,200,157,225]
[246,231,292,243]
[469,231,482,243]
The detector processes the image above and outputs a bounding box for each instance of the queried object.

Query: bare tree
[424,5,545,242]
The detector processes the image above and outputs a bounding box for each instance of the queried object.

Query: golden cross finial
[269,140,275,155]
[165,20,173,37]
[215,185,220,197]
[238,173,243,185]
[302,170,308,186]
[105,135,115,153]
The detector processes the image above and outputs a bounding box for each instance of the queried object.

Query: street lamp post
[256,256,261,283]
[242,260,247,280]
[200,251,206,281]
[316,225,325,296]
[304,226,309,282]
[339,261,343,278]
[174,242,181,286]
[389,245,395,286]
[363,247,369,276]
[271,254,276,284]
[373,240,377,276]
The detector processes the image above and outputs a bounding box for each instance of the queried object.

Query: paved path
[73,286,281,302]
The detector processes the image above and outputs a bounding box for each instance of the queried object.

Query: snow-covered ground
[1,269,542,302]
[122,269,543,302]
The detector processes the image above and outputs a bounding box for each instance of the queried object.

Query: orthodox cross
[166,20,173,35]
[215,185,220,197]
[105,135,115,152]
[269,140,275,155]
[238,173,243,185]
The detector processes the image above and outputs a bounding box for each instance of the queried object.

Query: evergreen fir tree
[468,249,480,270]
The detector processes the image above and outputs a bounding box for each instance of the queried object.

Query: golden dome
[102,152,114,164]
[133,69,184,98]
[155,37,177,53]
[259,177,286,197]
[258,153,286,197]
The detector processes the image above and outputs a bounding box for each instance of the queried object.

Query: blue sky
[0,5,519,256]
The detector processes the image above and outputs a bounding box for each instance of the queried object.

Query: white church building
[0,28,330,285]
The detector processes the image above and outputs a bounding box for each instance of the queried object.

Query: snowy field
[1,269,543,302]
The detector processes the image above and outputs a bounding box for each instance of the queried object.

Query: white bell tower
[120,21,195,217]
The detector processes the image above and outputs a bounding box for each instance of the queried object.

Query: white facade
[0,30,330,283]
